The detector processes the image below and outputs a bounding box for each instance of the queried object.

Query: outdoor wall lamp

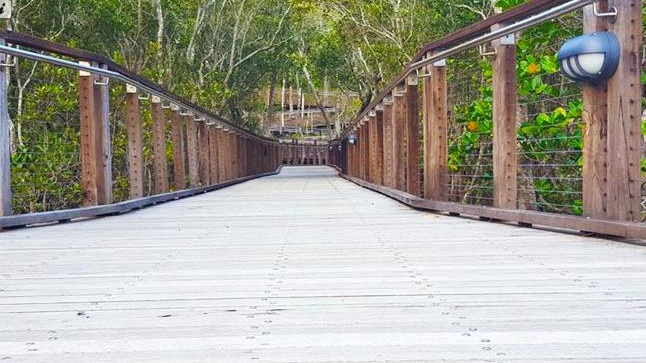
[348,133,358,145]
[557,31,620,84]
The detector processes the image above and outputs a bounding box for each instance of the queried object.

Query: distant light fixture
[348,133,358,145]
[557,32,620,84]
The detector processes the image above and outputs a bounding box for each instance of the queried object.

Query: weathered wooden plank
[0,167,282,230]
[125,89,144,199]
[2,166,646,362]
[405,75,420,197]
[0,38,12,216]
[170,109,186,191]
[151,97,169,194]
[424,56,449,201]
[605,0,642,221]
[492,29,518,209]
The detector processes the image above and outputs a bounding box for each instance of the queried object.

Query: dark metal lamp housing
[348,133,358,145]
[557,32,620,84]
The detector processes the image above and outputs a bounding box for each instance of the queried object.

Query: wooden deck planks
[1,166,645,362]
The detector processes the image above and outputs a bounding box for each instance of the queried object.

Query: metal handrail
[0,44,276,144]
[339,0,595,139]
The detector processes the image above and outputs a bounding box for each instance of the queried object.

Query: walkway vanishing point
[1,167,646,363]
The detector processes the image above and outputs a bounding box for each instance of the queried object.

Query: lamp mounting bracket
[593,2,617,22]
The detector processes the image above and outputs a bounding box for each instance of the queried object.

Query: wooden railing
[0,32,321,229]
[329,0,645,239]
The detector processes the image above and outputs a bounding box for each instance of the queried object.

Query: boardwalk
[1,166,646,362]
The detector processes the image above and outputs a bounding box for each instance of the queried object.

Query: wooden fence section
[329,0,645,239]
[280,142,328,166]
[0,34,285,229]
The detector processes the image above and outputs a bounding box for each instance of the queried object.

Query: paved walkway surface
[1,166,646,362]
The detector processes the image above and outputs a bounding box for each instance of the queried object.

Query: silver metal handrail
[0,44,274,143]
[340,0,595,138]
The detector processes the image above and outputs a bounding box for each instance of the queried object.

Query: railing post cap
[78,61,91,77]
[407,73,419,86]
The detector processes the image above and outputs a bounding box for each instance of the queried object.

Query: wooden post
[198,121,209,185]
[185,114,199,187]
[217,127,227,182]
[170,106,186,190]
[361,124,370,180]
[406,74,421,196]
[94,64,112,204]
[151,96,169,194]
[79,62,109,206]
[383,96,394,188]
[424,55,449,200]
[125,86,144,199]
[492,29,518,209]
[0,38,11,216]
[582,2,609,218]
[393,87,406,191]
[606,0,642,221]
[209,124,219,184]
[230,132,238,179]
[374,106,385,185]
[368,110,377,183]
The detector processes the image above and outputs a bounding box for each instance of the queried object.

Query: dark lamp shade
[557,32,620,84]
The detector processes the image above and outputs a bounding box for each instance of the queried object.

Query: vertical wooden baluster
[393,86,406,191]
[582,1,609,218]
[492,28,518,209]
[185,114,199,187]
[0,38,11,216]
[368,111,377,183]
[170,105,186,190]
[383,96,394,188]
[359,124,366,179]
[79,62,102,206]
[125,85,144,198]
[95,64,112,204]
[209,124,219,184]
[151,96,169,194]
[217,127,227,182]
[198,120,209,185]
[375,105,385,186]
[424,55,448,201]
[605,0,642,221]
[230,132,238,179]
[406,74,420,196]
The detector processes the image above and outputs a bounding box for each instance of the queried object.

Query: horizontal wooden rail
[0,166,283,230]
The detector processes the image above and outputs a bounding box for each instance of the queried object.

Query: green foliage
[448,17,585,214]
